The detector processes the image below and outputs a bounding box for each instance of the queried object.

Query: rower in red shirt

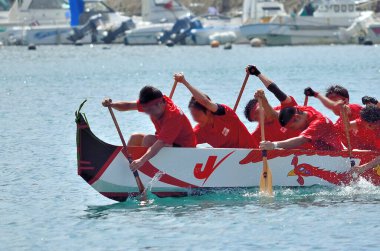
[348,105,380,151]
[173,73,257,148]
[243,65,299,144]
[304,85,362,147]
[260,106,343,151]
[102,85,196,171]
[362,96,380,108]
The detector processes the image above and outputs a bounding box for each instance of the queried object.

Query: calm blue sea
[0,44,380,251]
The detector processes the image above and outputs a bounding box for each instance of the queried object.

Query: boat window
[348,4,354,12]
[317,5,328,12]
[84,1,113,13]
[154,0,180,8]
[0,0,10,11]
[333,5,340,12]
[262,7,281,11]
[341,5,347,12]
[29,0,68,9]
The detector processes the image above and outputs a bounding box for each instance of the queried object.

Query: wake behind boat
[75,101,380,202]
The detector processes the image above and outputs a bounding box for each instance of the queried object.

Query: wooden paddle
[341,105,355,167]
[233,72,250,112]
[169,80,178,99]
[107,106,146,195]
[258,97,273,195]
[304,96,309,106]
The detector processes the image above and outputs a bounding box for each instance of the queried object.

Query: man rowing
[102,85,196,171]
[304,85,362,147]
[173,73,257,148]
[362,96,380,108]
[260,105,342,151]
[243,65,299,143]
[348,105,380,151]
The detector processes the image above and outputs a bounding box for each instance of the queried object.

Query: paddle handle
[108,107,127,148]
[258,96,273,195]
[258,97,266,142]
[169,80,178,99]
[341,105,354,166]
[107,106,145,194]
[304,96,309,106]
[233,73,250,112]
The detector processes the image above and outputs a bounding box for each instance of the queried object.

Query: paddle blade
[259,158,273,196]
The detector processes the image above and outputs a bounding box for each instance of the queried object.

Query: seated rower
[260,106,343,151]
[102,86,196,171]
[173,73,257,148]
[304,85,362,146]
[243,65,299,143]
[348,105,380,151]
[362,96,380,108]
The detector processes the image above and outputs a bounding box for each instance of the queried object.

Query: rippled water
[0,44,380,250]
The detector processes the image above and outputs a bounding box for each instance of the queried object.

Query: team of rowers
[102,65,380,173]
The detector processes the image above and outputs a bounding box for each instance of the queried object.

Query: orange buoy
[210,40,220,48]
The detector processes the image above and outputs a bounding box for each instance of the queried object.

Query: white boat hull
[75,108,380,201]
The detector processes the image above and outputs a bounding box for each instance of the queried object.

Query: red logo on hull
[194,151,235,185]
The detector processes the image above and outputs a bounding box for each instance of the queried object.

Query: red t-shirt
[252,96,300,144]
[334,103,362,147]
[137,96,196,147]
[194,104,257,148]
[297,106,342,151]
[350,118,380,151]
[282,96,298,108]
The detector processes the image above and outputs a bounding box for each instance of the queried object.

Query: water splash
[145,170,166,193]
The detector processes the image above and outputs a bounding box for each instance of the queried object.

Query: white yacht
[124,0,191,45]
[0,0,131,45]
[240,0,375,45]
[366,13,380,44]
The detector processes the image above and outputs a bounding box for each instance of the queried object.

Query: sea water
[0,44,380,250]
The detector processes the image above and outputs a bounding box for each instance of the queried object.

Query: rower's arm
[304,87,347,114]
[140,140,168,163]
[276,136,310,149]
[111,101,138,111]
[247,65,293,105]
[315,93,342,115]
[255,90,278,120]
[350,156,380,176]
[175,73,218,113]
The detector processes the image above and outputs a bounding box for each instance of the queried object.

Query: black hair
[279,107,297,127]
[360,105,380,123]
[326,85,349,99]
[139,85,163,104]
[188,95,211,114]
[244,99,258,122]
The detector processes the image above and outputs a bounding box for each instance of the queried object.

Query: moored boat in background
[240,0,377,46]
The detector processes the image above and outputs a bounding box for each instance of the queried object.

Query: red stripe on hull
[121,150,199,188]
[89,147,122,185]
[139,162,199,188]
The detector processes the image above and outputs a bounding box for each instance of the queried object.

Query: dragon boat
[75,102,380,202]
